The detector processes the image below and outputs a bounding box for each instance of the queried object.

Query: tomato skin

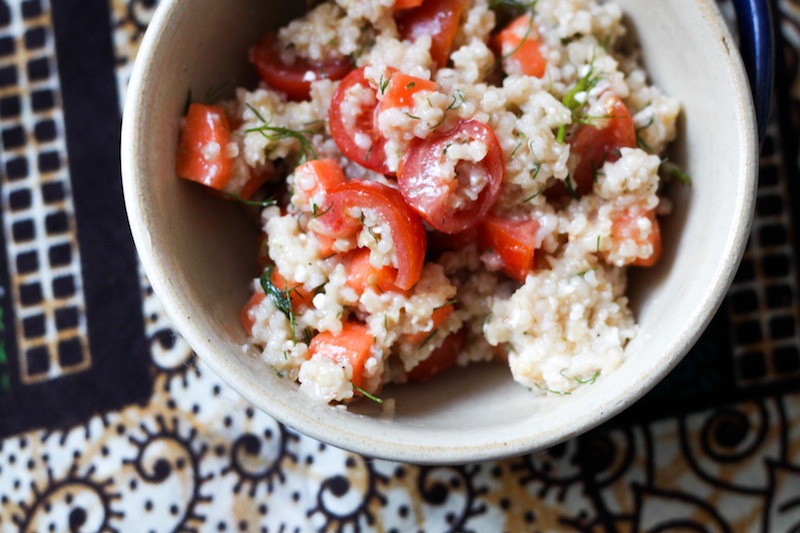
[478,215,540,282]
[249,33,352,101]
[343,249,404,295]
[395,0,467,68]
[566,95,636,197]
[407,328,465,382]
[491,13,546,78]
[313,180,427,290]
[176,103,233,190]
[294,158,347,204]
[329,66,394,174]
[398,120,505,234]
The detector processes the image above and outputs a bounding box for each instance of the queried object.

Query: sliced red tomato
[395,0,467,68]
[491,13,546,78]
[343,249,404,295]
[294,158,347,203]
[176,103,233,190]
[249,33,353,101]
[407,328,465,382]
[313,180,427,290]
[329,66,395,174]
[569,95,636,196]
[308,322,375,389]
[478,215,540,282]
[397,120,504,234]
[611,208,662,267]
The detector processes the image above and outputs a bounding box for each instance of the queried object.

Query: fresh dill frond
[245,104,317,164]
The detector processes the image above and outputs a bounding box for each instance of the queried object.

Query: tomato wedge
[343,249,404,295]
[570,95,636,196]
[249,33,353,101]
[312,180,427,290]
[407,328,465,382]
[403,303,454,345]
[395,0,467,68]
[176,103,233,190]
[329,66,394,174]
[492,13,546,78]
[398,120,504,234]
[478,215,540,282]
[611,208,662,267]
[308,322,375,389]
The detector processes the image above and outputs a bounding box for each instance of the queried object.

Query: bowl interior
[122,0,757,463]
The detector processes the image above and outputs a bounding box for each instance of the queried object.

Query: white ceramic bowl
[121,0,758,464]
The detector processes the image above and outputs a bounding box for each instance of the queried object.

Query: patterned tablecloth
[0,0,799,531]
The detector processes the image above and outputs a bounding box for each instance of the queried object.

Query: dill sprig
[354,384,384,404]
[245,104,318,164]
[661,158,692,185]
[260,265,297,342]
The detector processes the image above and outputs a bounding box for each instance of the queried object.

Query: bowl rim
[121,0,759,464]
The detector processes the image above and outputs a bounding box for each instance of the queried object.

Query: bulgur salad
[175,0,684,404]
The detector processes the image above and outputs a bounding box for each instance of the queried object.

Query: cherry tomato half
[249,33,353,101]
[329,66,394,174]
[398,120,504,234]
[395,0,467,68]
[478,215,540,282]
[313,180,427,290]
[565,95,636,197]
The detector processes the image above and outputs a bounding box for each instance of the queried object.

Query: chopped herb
[596,235,601,252]
[302,327,314,345]
[223,194,277,208]
[535,383,571,395]
[261,266,297,342]
[354,384,384,404]
[205,80,234,104]
[303,119,327,127]
[661,159,692,185]
[434,299,458,310]
[430,94,461,130]
[500,7,537,62]
[419,328,439,348]
[404,111,421,120]
[561,369,600,384]
[443,142,453,155]
[322,252,338,260]
[564,175,579,199]
[427,97,434,107]
[510,141,523,158]
[311,202,333,219]
[379,74,390,94]
[556,124,566,143]
[562,57,600,112]
[406,81,416,89]
[523,190,542,203]
[635,116,655,152]
[245,104,317,164]
[455,88,467,104]
[365,143,373,161]
[530,163,541,180]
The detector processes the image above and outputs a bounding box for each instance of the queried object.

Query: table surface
[1,0,800,531]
